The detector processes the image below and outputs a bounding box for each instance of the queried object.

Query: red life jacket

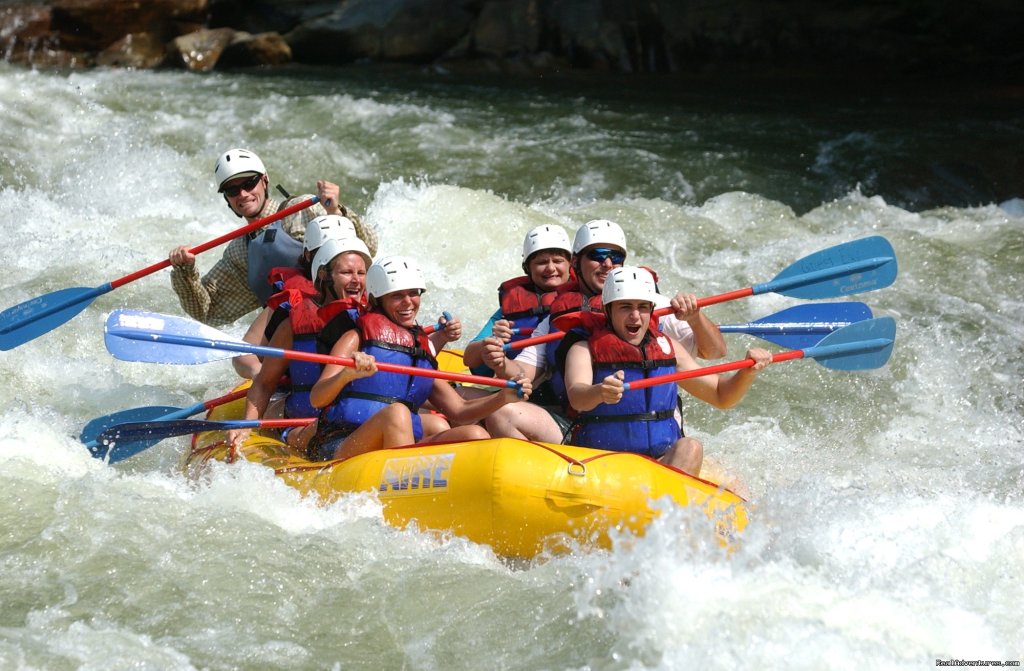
[316,295,367,355]
[498,276,558,321]
[267,266,317,299]
[549,280,604,331]
[261,289,325,418]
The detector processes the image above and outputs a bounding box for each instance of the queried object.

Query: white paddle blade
[104,310,239,365]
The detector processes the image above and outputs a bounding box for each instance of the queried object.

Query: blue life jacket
[321,311,436,441]
[570,326,680,458]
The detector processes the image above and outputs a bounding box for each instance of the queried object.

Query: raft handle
[566,461,586,477]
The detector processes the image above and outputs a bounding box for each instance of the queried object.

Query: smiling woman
[307,255,527,462]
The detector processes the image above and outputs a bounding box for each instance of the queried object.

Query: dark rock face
[288,0,477,64]
[50,0,208,51]
[1,0,1021,78]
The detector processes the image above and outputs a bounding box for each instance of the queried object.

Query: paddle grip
[422,311,453,335]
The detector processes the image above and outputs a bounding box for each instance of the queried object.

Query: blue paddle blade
[96,419,237,447]
[0,286,106,351]
[104,310,238,364]
[79,405,184,445]
[94,419,278,461]
[718,302,873,349]
[757,236,898,300]
[805,316,897,371]
[85,435,165,463]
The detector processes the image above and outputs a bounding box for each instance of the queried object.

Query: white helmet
[366,255,426,299]
[277,194,326,238]
[572,219,627,255]
[304,214,358,253]
[214,148,266,191]
[312,237,373,286]
[602,266,659,305]
[522,224,572,262]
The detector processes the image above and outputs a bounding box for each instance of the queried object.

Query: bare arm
[671,292,726,359]
[227,322,293,447]
[480,335,546,385]
[310,330,375,408]
[428,313,463,353]
[564,340,625,412]
[675,345,772,409]
[463,318,512,368]
[232,306,274,379]
[428,373,532,425]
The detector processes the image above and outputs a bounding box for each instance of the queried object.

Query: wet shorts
[542,407,573,444]
[307,423,359,461]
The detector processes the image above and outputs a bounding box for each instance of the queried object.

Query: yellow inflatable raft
[184,381,748,559]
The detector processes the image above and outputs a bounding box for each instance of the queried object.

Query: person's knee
[484,404,516,436]
[420,411,451,437]
[680,437,703,462]
[462,424,490,441]
[663,437,703,475]
[485,401,528,438]
[380,403,412,425]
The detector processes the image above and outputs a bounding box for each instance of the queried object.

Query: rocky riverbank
[2,0,1022,79]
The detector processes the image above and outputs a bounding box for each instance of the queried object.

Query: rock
[0,5,62,66]
[287,0,476,63]
[0,0,1021,77]
[167,27,235,72]
[50,0,209,52]
[471,0,540,58]
[218,31,292,68]
[209,0,338,34]
[96,31,167,69]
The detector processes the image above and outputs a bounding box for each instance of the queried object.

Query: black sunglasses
[585,247,626,264]
[221,174,262,197]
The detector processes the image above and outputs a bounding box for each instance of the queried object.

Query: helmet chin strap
[324,275,339,302]
[223,193,241,217]
[579,267,601,297]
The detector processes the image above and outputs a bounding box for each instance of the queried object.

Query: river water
[1,63,1022,670]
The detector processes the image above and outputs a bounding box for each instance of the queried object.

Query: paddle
[505,236,897,352]
[0,196,319,351]
[715,301,872,349]
[80,387,249,461]
[622,316,896,391]
[103,310,522,391]
[94,418,316,453]
[505,302,872,353]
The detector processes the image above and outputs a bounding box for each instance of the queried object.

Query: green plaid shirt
[171,198,377,326]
